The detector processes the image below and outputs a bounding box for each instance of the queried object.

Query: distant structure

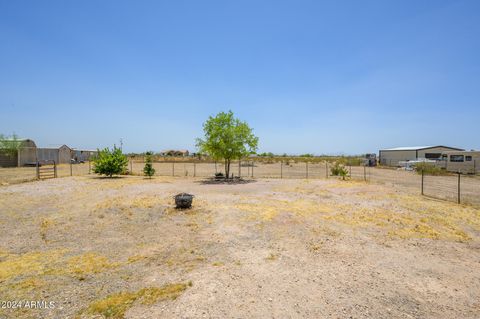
[0,139,37,167]
[0,138,98,167]
[440,150,480,174]
[37,144,72,164]
[160,149,190,157]
[379,146,464,166]
[72,149,98,162]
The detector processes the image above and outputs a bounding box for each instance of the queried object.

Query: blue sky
[1,0,479,154]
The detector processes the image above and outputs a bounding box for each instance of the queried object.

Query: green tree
[143,151,156,178]
[196,111,258,179]
[93,146,128,177]
[0,133,22,157]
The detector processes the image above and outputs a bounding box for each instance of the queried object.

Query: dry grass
[0,175,478,318]
[0,249,67,282]
[64,252,118,277]
[0,250,117,288]
[86,282,191,318]
[232,182,479,242]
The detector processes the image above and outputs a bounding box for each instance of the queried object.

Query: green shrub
[143,152,155,178]
[330,162,349,180]
[93,146,128,177]
[414,163,446,176]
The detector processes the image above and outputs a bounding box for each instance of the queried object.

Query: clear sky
[1,0,479,154]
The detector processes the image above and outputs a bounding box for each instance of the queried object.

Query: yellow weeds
[0,250,66,282]
[64,252,118,276]
[0,250,117,282]
[322,195,477,241]
[233,188,478,242]
[86,282,191,318]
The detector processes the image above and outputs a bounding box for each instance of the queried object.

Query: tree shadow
[89,175,128,179]
[195,177,257,185]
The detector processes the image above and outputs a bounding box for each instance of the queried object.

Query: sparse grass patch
[0,249,66,282]
[40,218,56,242]
[163,247,207,271]
[212,261,224,266]
[266,253,277,261]
[127,255,148,263]
[235,198,334,222]
[64,252,118,277]
[86,282,190,318]
[0,250,118,284]
[327,180,366,189]
[321,197,477,242]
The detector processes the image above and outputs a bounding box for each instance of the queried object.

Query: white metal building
[379,146,464,166]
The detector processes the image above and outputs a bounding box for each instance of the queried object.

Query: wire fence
[380,158,478,174]
[0,159,479,207]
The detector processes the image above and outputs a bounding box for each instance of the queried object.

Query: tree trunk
[225,159,231,179]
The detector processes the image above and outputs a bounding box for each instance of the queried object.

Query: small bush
[93,146,128,177]
[415,163,447,176]
[143,152,155,178]
[330,162,349,180]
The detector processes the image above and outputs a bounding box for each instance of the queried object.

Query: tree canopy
[196,111,258,178]
[0,133,22,157]
[92,146,128,177]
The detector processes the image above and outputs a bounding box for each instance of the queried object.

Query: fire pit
[174,193,194,209]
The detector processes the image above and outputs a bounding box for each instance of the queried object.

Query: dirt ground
[0,176,479,318]
[2,162,479,206]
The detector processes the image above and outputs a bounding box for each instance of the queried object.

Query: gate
[36,160,57,180]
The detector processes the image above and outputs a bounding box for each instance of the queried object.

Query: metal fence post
[89,160,91,174]
[36,162,39,180]
[421,169,424,195]
[70,160,73,176]
[251,160,254,177]
[130,159,133,174]
[280,161,283,179]
[306,162,309,179]
[325,162,328,178]
[239,160,241,177]
[363,165,366,182]
[349,165,352,178]
[194,162,196,177]
[215,161,217,174]
[457,172,461,204]
[172,162,175,176]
